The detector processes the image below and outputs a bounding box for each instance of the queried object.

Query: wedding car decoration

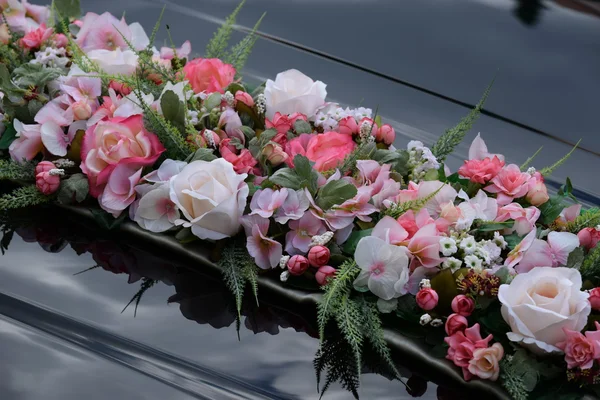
[0,1,599,399]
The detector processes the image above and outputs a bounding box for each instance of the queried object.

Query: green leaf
[185,148,217,163]
[475,221,514,232]
[539,195,568,225]
[160,90,185,128]
[56,173,88,204]
[205,0,246,59]
[240,126,255,141]
[494,266,511,284]
[91,208,127,230]
[269,168,302,189]
[317,180,357,211]
[0,123,17,150]
[12,64,64,88]
[294,119,312,134]
[203,92,222,111]
[52,0,81,19]
[566,247,585,270]
[293,155,319,194]
[342,229,372,256]
[504,233,523,250]
[175,227,197,244]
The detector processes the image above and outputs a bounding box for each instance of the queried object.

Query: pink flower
[60,74,102,105]
[416,288,438,310]
[262,142,288,166]
[504,230,536,267]
[458,156,505,184]
[250,188,288,218]
[556,324,600,370]
[446,314,469,336]
[235,91,254,108]
[159,40,191,60]
[445,323,493,381]
[131,183,179,233]
[35,161,56,175]
[331,186,379,222]
[23,1,49,25]
[316,265,336,285]
[265,112,292,135]
[417,180,458,218]
[338,116,358,136]
[80,115,165,198]
[589,288,600,311]
[275,189,310,224]
[514,231,579,273]
[218,108,244,143]
[107,80,131,96]
[305,131,356,172]
[555,204,582,228]
[485,164,531,205]
[376,124,395,145]
[219,138,258,175]
[495,203,540,236]
[578,228,600,251]
[451,295,475,317]
[468,343,504,381]
[284,133,314,167]
[244,217,282,270]
[183,58,236,94]
[308,245,330,267]
[76,12,131,52]
[35,170,60,195]
[407,223,442,269]
[468,133,505,161]
[9,121,43,163]
[98,164,143,216]
[53,33,68,48]
[372,216,409,245]
[526,178,549,207]
[397,208,433,239]
[20,23,53,49]
[287,255,309,276]
[285,212,326,254]
[72,101,92,120]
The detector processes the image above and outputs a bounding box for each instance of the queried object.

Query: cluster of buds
[406,140,440,182]
[35,161,61,195]
[255,94,266,115]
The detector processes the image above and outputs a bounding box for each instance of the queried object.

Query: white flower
[264,69,327,119]
[353,236,410,300]
[493,232,508,250]
[407,140,424,151]
[280,270,290,282]
[419,279,431,289]
[169,159,249,240]
[464,255,483,271]
[439,237,458,256]
[419,313,432,326]
[443,257,463,273]
[482,241,502,264]
[87,48,139,76]
[499,267,591,354]
[132,183,179,233]
[474,246,491,265]
[279,255,290,269]
[431,319,443,328]
[459,236,477,254]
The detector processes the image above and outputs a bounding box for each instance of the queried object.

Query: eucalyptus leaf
[293,119,312,134]
[475,221,514,232]
[566,247,585,270]
[57,173,89,205]
[225,82,245,95]
[240,126,255,141]
[293,155,318,194]
[185,148,217,163]
[316,180,357,211]
[90,208,127,230]
[175,227,198,244]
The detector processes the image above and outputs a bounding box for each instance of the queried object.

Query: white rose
[498,267,590,354]
[87,48,139,76]
[169,159,249,240]
[264,69,327,119]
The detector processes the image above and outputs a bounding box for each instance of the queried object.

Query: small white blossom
[475,246,491,265]
[280,270,290,282]
[442,257,463,273]
[419,279,431,289]
[527,167,536,175]
[493,232,508,250]
[459,236,477,254]
[309,231,334,248]
[30,47,69,69]
[407,140,424,151]
[223,91,234,107]
[455,218,472,232]
[203,129,217,148]
[188,110,199,125]
[53,159,74,168]
[431,318,443,328]
[48,168,65,176]
[419,313,432,326]
[482,241,502,264]
[464,254,483,271]
[279,255,290,269]
[359,120,374,140]
[439,237,458,256]
[255,94,266,115]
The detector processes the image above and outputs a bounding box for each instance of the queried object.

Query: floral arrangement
[1,1,599,399]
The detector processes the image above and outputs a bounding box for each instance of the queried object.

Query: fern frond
[383,184,444,219]
[581,245,600,283]
[539,139,581,177]
[219,244,247,320]
[565,208,600,233]
[334,296,364,378]
[0,185,51,210]
[141,102,192,160]
[0,160,36,181]
[121,278,157,317]
[242,261,259,307]
[314,336,360,400]
[338,141,377,176]
[226,12,266,74]
[148,6,166,50]
[520,146,543,171]
[205,0,246,59]
[500,358,530,400]
[432,76,495,162]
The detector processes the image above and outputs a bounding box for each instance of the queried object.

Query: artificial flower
[183,57,235,94]
[264,69,327,119]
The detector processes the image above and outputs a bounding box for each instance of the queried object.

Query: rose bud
[445,313,468,336]
[36,171,60,195]
[234,91,254,107]
[376,124,395,145]
[262,143,288,167]
[526,180,549,206]
[578,227,600,251]
[308,245,330,267]
[451,295,475,317]
[72,101,92,120]
[35,161,56,176]
[287,255,309,276]
[53,33,68,48]
[109,80,132,96]
[416,288,439,311]
[338,116,358,136]
[315,265,336,285]
[589,288,600,311]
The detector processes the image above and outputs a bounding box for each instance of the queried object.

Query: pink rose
[458,156,505,184]
[446,313,469,336]
[578,228,600,251]
[485,164,531,205]
[53,33,68,48]
[445,324,493,381]
[305,131,356,172]
[416,288,439,310]
[468,343,504,381]
[556,324,600,370]
[376,124,395,145]
[315,265,336,285]
[287,255,309,276]
[284,133,314,167]
[265,112,292,135]
[338,116,358,136]
[526,177,549,206]
[589,288,600,311]
[451,295,475,317]
[235,91,254,107]
[20,23,53,50]
[183,58,236,94]
[35,161,56,175]
[308,245,330,267]
[219,138,258,174]
[35,171,60,195]
[80,115,164,198]
[109,80,132,95]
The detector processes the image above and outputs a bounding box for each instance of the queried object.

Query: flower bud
[451,294,475,317]
[315,265,336,285]
[376,124,395,145]
[262,143,288,167]
[0,24,10,45]
[36,171,60,195]
[308,245,330,267]
[72,101,92,120]
[337,116,358,136]
[234,91,254,107]
[53,33,68,48]
[578,227,600,251]
[416,287,439,311]
[589,288,600,311]
[445,313,469,336]
[526,180,549,206]
[109,80,132,96]
[35,161,56,176]
[287,255,309,276]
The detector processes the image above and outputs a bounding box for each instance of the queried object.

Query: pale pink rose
[264,69,327,119]
[556,325,600,370]
[20,23,53,49]
[445,323,493,381]
[338,116,358,136]
[305,131,356,172]
[526,179,549,206]
[35,171,60,195]
[80,115,165,198]
[485,164,531,205]
[284,133,314,167]
[407,223,441,270]
[308,245,330,267]
[219,138,258,175]
[468,343,504,381]
[578,228,600,251]
[458,156,505,184]
[316,265,336,285]
[589,288,600,311]
[376,124,395,145]
[159,40,191,60]
[416,288,438,310]
[446,313,469,336]
[287,255,309,276]
[72,101,92,120]
[9,121,43,163]
[262,142,288,166]
[452,295,475,317]
[234,90,254,107]
[250,188,289,219]
[53,33,68,48]
[98,164,143,217]
[183,58,235,94]
[265,112,292,135]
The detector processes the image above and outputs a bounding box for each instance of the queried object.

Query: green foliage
[0,122,17,151]
[184,148,217,163]
[383,184,444,219]
[338,141,377,176]
[314,335,360,399]
[540,140,581,177]
[160,90,186,131]
[147,6,166,51]
[539,195,569,226]
[565,207,600,233]
[294,119,312,134]
[566,247,585,270]
[317,180,357,210]
[520,146,543,171]
[12,64,64,88]
[52,0,81,20]
[0,159,36,180]
[121,278,157,317]
[374,148,411,176]
[142,104,192,160]
[581,244,600,283]
[225,12,266,74]
[268,155,319,194]
[432,77,495,162]
[472,220,514,232]
[342,229,373,255]
[56,173,89,205]
[0,185,51,210]
[205,0,246,59]
[500,349,562,400]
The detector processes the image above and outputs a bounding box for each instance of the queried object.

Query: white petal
[40,121,68,156]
